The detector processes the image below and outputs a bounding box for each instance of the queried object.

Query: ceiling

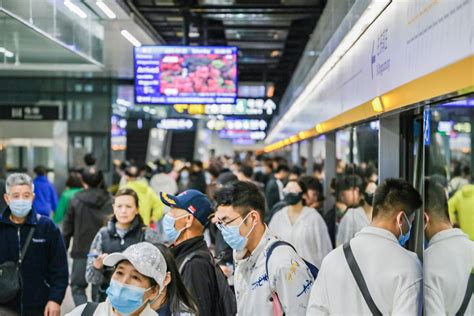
[126,0,326,101]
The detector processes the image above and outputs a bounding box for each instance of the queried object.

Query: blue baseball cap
[160,190,213,226]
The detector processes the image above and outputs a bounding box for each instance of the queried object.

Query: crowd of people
[0,152,472,315]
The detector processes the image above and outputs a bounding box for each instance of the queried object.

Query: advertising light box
[135,46,238,105]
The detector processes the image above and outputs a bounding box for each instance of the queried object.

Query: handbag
[0,227,36,304]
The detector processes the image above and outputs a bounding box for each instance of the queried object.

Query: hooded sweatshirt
[449,184,474,240]
[123,179,164,226]
[62,188,113,258]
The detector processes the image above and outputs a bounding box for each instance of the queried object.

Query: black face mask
[284,192,303,205]
[364,192,374,206]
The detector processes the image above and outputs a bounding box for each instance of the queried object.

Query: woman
[269,179,333,268]
[86,188,161,302]
[53,173,83,225]
[67,242,199,316]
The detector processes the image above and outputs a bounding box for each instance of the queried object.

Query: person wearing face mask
[85,188,161,302]
[336,181,377,247]
[214,181,315,315]
[269,180,332,268]
[307,178,423,315]
[160,189,236,316]
[0,173,68,316]
[423,179,474,315]
[66,242,199,316]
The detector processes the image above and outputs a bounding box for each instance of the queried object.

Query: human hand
[44,301,60,316]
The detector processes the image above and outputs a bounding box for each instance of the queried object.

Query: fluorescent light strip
[121,30,142,47]
[0,47,14,58]
[96,1,116,19]
[266,0,390,144]
[64,0,88,19]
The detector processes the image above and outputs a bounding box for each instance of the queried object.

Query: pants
[71,258,88,307]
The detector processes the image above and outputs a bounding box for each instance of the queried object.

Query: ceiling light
[0,47,14,58]
[189,32,200,38]
[371,97,384,112]
[64,1,88,19]
[270,50,281,58]
[121,30,141,47]
[96,1,116,19]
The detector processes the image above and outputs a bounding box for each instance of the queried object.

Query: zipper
[17,227,22,266]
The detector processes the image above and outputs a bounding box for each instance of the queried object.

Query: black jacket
[63,188,112,258]
[265,177,282,211]
[171,236,218,316]
[188,171,207,193]
[0,208,68,314]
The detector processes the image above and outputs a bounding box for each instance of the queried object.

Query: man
[160,189,233,316]
[215,181,314,315]
[236,164,264,191]
[307,178,423,315]
[265,164,289,211]
[122,165,164,226]
[300,176,324,211]
[63,167,113,306]
[288,166,303,181]
[0,173,68,316]
[187,160,207,193]
[448,181,474,240]
[32,165,58,217]
[424,179,474,315]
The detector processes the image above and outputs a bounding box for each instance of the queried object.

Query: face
[288,173,299,182]
[112,261,159,304]
[284,181,302,194]
[365,182,377,195]
[340,187,360,207]
[168,207,193,230]
[215,205,258,240]
[114,195,139,225]
[305,189,319,207]
[4,185,34,205]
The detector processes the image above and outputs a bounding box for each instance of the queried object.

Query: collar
[428,228,468,247]
[234,226,276,262]
[356,226,399,244]
[0,207,38,226]
[171,235,207,259]
[108,216,141,236]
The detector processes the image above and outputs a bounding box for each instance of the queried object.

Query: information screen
[135,46,238,104]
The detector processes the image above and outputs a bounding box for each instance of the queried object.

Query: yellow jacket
[123,180,164,226]
[448,184,474,240]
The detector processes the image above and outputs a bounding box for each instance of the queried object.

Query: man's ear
[423,212,430,226]
[3,193,9,205]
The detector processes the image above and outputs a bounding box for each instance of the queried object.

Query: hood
[76,188,111,208]
[34,175,49,182]
[126,180,150,194]
[460,184,474,198]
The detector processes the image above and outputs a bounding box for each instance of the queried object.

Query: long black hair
[154,244,199,315]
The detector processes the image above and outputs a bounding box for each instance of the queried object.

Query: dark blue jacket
[0,208,68,313]
[33,175,58,216]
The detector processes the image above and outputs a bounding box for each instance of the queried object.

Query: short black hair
[84,153,96,166]
[239,164,253,179]
[192,160,203,169]
[424,179,450,221]
[372,178,422,219]
[82,167,104,188]
[66,173,83,188]
[125,165,140,178]
[214,181,266,220]
[290,166,303,177]
[276,164,290,174]
[313,163,323,173]
[301,176,323,196]
[336,175,362,193]
[34,165,47,176]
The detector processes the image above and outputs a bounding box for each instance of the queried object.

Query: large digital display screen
[134,46,238,105]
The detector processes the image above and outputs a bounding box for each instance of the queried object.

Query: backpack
[179,250,237,316]
[81,302,99,316]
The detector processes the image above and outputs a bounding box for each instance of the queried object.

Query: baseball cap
[160,189,213,226]
[103,242,167,289]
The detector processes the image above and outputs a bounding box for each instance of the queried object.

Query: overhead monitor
[135,46,238,105]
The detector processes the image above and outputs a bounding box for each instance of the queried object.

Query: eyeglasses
[215,215,241,231]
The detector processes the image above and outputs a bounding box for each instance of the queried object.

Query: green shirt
[53,187,82,224]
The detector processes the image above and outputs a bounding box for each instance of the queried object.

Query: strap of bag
[265,241,296,293]
[81,302,99,316]
[343,242,382,316]
[456,272,474,316]
[178,251,198,275]
[20,227,36,263]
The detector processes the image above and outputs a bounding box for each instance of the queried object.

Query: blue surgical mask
[163,214,189,243]
[219,212,256,251]
[9,199,32,218]
[106,279,152,315]
[398,213,412,246]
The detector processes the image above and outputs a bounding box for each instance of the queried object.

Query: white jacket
[234,227,314,315]
[336,206,370,247]
[424,228,474,315]
[269,206,332,268]
[307,226,422,315]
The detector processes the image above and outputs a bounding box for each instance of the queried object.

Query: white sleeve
[65,304,86,316]
[424,283,445,316]
[268,246,314,316]
[392,281,423,316]
[306,259,330,316]
[336,211,355,247]
[312,215,333,268]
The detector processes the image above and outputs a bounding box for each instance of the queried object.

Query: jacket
[53,187,82,224]
[63,188,112,258]
[307,227,422,315]
[0,208,68,313]
[233,227,314,315]
[265,177,283,211]
[448,184,474,240]
[188,171,207,194]
[66,299,157,316]
[424,229,474,315]
[171,236,218,316]
[33,175,58,216]
[123,180,164,226]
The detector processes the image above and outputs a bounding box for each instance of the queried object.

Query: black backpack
[179,250,237,316]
